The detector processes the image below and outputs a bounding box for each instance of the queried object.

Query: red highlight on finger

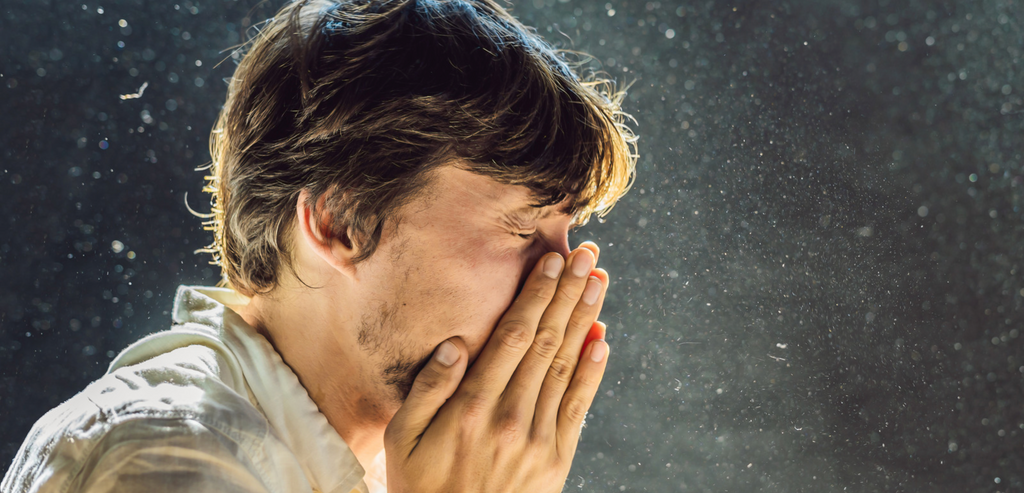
[580,322,606,360]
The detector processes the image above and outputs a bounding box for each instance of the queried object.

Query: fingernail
[435,341,459,367]
[543,255,564,279]
[582,277,601,305]
[590,340,607,362]
[571,250,593,277]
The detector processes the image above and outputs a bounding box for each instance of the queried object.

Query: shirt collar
[170,285,368,493]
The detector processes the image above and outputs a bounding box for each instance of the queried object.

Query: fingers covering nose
[578,241,600,264]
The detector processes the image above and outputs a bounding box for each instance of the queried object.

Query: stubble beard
[357,299,431,405]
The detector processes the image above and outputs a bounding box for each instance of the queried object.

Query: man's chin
[383,354,432,403]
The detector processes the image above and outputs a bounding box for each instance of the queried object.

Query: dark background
[2,0,1022,491]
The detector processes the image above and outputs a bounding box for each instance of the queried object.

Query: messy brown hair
[200,0,638,296]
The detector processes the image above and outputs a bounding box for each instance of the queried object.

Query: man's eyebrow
[505,202,573,222]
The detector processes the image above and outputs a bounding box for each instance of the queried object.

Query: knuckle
[461,393,490,421]
[562,396,590,424]
[552,284,581,306]
[412,365,446,394]
[546,355,576,385]
[531,328,562,359]
[529,425,552,445]
[575,368,602,389]
[494,409,525,444]
[498,321,533,353]
[523,282,554,304]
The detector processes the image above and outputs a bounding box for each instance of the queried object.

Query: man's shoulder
[90,343,269,438]
[1,344,271,493]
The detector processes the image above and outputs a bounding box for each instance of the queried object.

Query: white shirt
[2,286,386,493]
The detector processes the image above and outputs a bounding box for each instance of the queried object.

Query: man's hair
[201,0,638,296]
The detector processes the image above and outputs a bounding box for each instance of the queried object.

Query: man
[2,0,637,491]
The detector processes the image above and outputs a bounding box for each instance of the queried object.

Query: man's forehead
[434,166,572,218]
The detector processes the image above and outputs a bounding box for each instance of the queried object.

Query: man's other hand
[384,244,610,492]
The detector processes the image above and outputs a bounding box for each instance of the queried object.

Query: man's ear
[296,189,359,280]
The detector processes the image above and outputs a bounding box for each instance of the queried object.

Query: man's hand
[384,244,610,492]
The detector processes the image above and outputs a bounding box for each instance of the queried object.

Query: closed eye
[516,231,536,240]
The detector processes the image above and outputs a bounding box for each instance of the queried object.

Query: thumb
[385,338,467,453]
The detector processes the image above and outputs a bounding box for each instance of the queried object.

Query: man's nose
[545,230,572,260]
[518,231,572,294]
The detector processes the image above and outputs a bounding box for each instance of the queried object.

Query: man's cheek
[467,245,523,304]
[466,273,519,364]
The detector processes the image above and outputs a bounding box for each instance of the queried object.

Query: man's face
[346,166,575,408]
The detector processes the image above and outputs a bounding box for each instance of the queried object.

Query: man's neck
[233,288,388,470]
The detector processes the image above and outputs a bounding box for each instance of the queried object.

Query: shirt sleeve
[73,418,271,493]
